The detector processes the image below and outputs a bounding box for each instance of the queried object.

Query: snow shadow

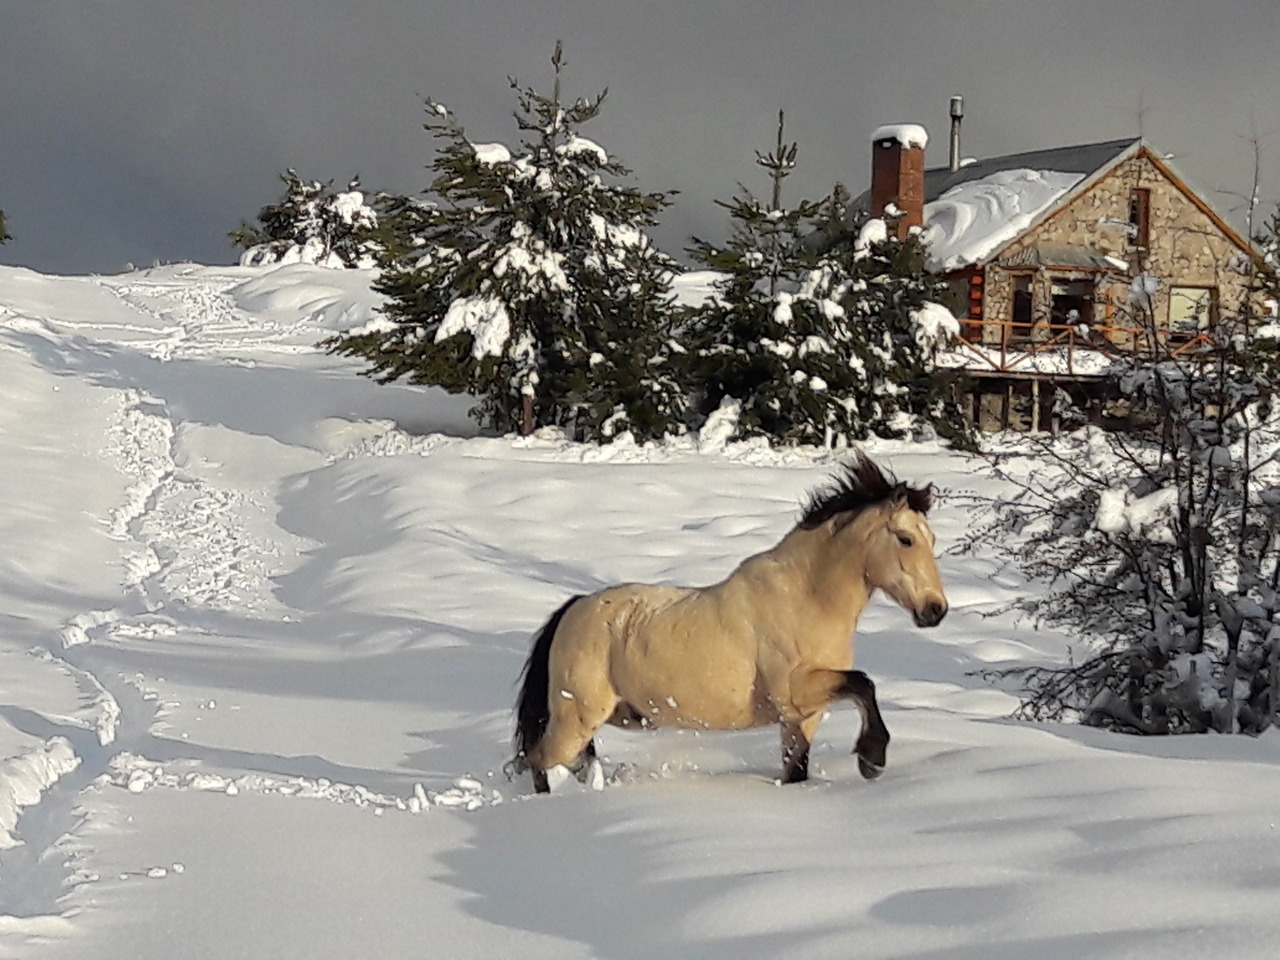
[439,790,818,960]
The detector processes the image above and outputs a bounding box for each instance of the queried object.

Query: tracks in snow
[0,272,499,922]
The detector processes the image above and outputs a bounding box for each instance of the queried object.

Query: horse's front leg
[790,668,891,781]
[839,670,890,780]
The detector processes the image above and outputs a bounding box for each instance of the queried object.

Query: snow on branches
[969,324,1280,735]
[231,171,379,269]
[324,42,684,442]
[687,115,971,449]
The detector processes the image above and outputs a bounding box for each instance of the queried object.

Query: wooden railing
[952,319,1213,376]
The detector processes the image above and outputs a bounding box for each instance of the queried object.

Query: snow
[2,260,1280,957]
[1095,485,1179,542]
[470,141,512,166]
[872,123,929,150]
[560,135,609,164]
[921,169,1086,271]
[670,270,724,307]
[910,300,960,349]
[935,341,1121,377]
[855,216,888,258]
[330,189,370,225]
[0,740,79,850]
[435,294,512,358]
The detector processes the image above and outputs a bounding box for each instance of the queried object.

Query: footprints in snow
[111,754,504,813]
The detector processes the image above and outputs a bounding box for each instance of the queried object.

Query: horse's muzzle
[914,600,948,628]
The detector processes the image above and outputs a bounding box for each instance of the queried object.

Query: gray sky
[3,1,1279,275]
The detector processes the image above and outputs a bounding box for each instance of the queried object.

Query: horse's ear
[888,483,910,512]
[907,483,933,515]
[889,482,931,515]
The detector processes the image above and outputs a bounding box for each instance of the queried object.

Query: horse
[510,451,947,794]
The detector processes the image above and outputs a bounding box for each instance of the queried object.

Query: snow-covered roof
[845,137,1144,272]
[919,138,1138,206]
[921,169,1087,272]
[918,138,1140,271]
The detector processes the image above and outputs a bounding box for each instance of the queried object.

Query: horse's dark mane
[798,453,932,529]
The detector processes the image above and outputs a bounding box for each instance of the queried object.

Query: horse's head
[801,455,949,628]
[863,488,948,628]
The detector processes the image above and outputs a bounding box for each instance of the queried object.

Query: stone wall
[974,151,1254,346]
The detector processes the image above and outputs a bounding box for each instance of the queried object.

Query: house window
[1129,188,1151,249]
[1051,278,1094,326]
[1168,285,1216,339]
[1009,275,1033,342]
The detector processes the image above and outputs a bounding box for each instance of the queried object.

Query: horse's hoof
[857,756,885,780]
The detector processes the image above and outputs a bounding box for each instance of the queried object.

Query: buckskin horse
[511,451,947,793]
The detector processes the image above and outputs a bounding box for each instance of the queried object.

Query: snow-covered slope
[1,262,1279,959]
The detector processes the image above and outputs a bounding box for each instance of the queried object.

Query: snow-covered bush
[969,283,1280,734]
[686,116,972,449]
[325,44,687,441]
[230,171,379,269]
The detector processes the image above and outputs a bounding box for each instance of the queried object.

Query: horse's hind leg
[536,691,617,793]
[780,721,811,784]
[572,739,606,790]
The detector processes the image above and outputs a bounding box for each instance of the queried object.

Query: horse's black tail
[511,595,584,774]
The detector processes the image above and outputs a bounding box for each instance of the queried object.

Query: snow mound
[872,123,929,149]
[227,264,386,331]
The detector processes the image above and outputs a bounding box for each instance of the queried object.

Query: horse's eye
[896,533,914,548]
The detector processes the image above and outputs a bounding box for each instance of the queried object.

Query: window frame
[1128,188,1151,250]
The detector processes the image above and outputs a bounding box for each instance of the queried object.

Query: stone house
[866,114,1259,429]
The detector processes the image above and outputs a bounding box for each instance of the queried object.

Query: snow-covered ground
[2,262,1280,959]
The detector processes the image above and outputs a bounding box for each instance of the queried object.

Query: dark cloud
[3,1,1279,274]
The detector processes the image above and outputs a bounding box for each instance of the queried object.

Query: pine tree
[687,115,971,448]
[326,43,685,440]
[821,201,975,449]
[230,171,379,268]
[687,113,852,445]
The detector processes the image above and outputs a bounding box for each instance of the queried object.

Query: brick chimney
[870,124,928,238]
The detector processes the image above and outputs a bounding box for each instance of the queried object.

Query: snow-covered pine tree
[230,171,379,268]
[687,115,971,448]
[326,43,685,440]
[687,113,866,445]
[820,201,975,449]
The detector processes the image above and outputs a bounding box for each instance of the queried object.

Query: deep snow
[1,263,1279,959]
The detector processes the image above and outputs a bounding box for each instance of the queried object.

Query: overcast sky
[4,1,1280,275]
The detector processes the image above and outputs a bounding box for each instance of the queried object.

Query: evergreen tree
[687,115,970,448]
[820,201,975,449]
[687,113,852,445]
[326,43,685,440]
[230,171,379,268]
[0,209,9,244]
